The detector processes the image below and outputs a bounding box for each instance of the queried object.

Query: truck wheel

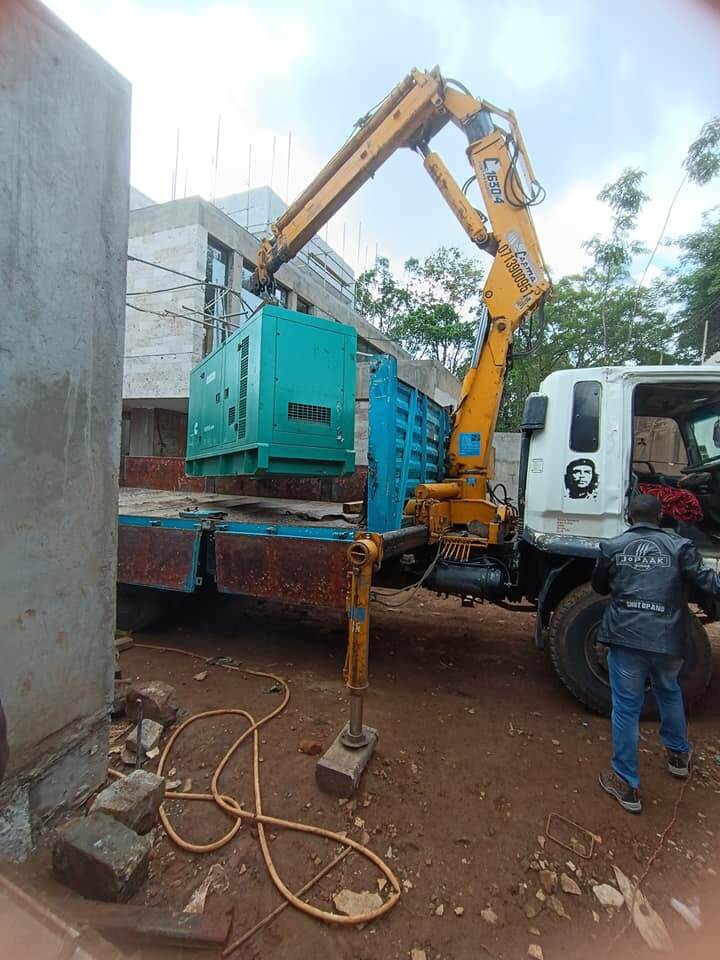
[548,583,712,716]
[116,584,168,632]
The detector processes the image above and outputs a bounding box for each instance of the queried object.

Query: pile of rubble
[53,680,177,903]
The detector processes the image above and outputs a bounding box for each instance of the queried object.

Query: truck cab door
[524,371,627,542]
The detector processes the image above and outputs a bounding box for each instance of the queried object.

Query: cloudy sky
[48,0,720,282]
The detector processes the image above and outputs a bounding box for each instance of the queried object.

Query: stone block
[125,719,163,756]
[316,724,377,797]
[125,681,178,725]
[53,813,151,901]
[90,770,165,834]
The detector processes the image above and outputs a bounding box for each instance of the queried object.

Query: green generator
[185,305,356,477]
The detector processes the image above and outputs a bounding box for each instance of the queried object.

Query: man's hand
[591,543,611,595]
[679,540,720,596]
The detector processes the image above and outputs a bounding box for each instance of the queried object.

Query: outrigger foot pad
[316,724,378,797]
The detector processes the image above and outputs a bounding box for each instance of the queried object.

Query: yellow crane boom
[249,66,552,545]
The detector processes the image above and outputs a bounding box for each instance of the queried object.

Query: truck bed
[118,488,357,528]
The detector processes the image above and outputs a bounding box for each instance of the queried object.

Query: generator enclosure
[186,305,356,477]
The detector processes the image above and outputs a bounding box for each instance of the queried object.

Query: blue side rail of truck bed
[117,356,450,609]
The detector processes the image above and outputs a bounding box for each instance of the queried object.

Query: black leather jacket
[591,523,720,656]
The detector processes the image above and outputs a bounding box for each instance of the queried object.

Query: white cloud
[48,0,321,204]
[533,180,610,277]
[45,0,720,283]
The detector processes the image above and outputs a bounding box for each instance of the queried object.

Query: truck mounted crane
[118,67,718,776]
[248,67,551,554]
[243,67,716,755]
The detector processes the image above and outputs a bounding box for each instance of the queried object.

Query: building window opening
[241,258,264,313]
[204,239,230,355]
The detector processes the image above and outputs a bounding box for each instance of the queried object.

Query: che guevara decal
[564,458,599,500]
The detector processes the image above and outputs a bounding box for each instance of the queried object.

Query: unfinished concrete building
[122,188,460,494]
[0,0,130,858]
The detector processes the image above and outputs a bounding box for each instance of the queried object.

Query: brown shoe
[599,769,642,813]
[666,750,690,778]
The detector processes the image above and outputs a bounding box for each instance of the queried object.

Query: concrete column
[0,0,130,859]
[128,408,156,456]
[286,290,298,311]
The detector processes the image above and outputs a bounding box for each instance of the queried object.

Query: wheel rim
[583,622,652,694]
[584,624,610,687]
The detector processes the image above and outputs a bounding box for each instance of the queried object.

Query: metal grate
[288,402,332,425]
[227,405,236,425]
[237,337,249,438]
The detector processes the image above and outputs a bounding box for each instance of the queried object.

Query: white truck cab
[512,365,720,715]
[524,365,720,561]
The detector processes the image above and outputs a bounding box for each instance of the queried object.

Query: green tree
[353,256,410,336]
[684,117,720,186]
[498,169,679,430]
[667,211,720,360]
[583,167,649,361]
[355,247,484,376]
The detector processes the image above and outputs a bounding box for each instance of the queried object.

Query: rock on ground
[126,681,178,725]
[592,883,625,909]
[125,719,163,756]
[539,869,557,894]
[612,865,672,951]
[528,945,544,960]
[90,770,165,834]
[332,888,383,917]
[481,907,499,925]
[560,872,582,895]
[548,894,570,919]
[53,813,151,902]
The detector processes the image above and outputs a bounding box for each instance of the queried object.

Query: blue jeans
[607,645,690,789]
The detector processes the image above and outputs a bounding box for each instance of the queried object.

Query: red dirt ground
[21,593,720,959]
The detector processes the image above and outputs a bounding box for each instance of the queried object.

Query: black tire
[116,584,169,632]
[548,582,712,716]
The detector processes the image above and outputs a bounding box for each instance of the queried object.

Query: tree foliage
[355,247,483,376]
[666,210,720,360]
[354,119,720,430]
[684,117,720,186]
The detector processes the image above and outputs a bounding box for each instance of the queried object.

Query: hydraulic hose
[109,643,401,944]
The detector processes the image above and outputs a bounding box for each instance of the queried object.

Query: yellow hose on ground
[111,642,401,938]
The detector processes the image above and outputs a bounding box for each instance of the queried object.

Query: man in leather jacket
[592,493,720,813]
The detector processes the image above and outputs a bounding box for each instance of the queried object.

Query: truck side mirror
[521,393,548,432]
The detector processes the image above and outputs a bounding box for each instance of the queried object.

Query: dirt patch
[29,593,720,958]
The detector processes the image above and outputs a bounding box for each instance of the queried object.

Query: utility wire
[126,300,242,333]
[127,253,249,303]
[626,172,688,352]
[126,281,204,297]
[127,253,255,316]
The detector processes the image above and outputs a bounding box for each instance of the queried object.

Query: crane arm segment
[246,68,552,542]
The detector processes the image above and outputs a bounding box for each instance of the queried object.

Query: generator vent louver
[237,337,249,438]
[288,401,332,425]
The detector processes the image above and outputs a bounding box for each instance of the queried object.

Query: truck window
[570,381,601,453]
[633,416,687,476]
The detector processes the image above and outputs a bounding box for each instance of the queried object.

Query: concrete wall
[0,0,130,858]
[492,433,522,501]
[124,222,206,399]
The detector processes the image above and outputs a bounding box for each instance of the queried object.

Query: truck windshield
[687,407,720,464]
